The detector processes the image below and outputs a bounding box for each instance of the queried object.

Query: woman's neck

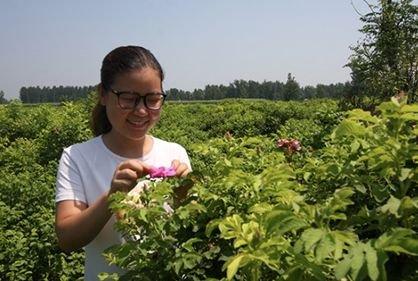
[101,131,153,159]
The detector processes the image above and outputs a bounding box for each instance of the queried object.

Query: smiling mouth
[127,119,148,128]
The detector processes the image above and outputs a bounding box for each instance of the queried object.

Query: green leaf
[401,104,418,113]
[263,209,306,236]
[335,187,356,199]
[400,112,418,121]
[376,250,388,281]
[219,214,243,240]
[248,203,273,215]
[297,228,325,253]
[234,237,248,248]
[303,172,312,181]
[182,252,202,269]
[354,183,367,194]
[335,243,376,281]
[326,164,340,176]
[349,109,380,123]
[332,231,358,260]
[332,120,366,139]
[205,218,223,237]
[399,168,412,182]
[335,256,352,279]
[383,238,418,256]
[375,228,418,255]
[380,196,401,217]
[292,252,327,280]
[398,197,418,214]
[224,254,246,280]
[240,221,260,246]
[350,245,368,281]
[365,244,378,281]
[351,140,361,153]
[315,234,334,262]
[182,238,202,252]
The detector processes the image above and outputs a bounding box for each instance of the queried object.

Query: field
[0,98,417,280]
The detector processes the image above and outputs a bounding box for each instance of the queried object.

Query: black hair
[91,46,164,136]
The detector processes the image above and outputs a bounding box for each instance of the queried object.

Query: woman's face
[101,67,163,142]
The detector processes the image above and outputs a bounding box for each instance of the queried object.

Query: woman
[55,46,191,280]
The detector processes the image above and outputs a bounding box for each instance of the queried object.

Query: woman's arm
[55,193,112,252]
[55,159,150,252]
[55,159,191,252]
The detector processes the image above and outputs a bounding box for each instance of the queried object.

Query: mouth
[127,119,149,129]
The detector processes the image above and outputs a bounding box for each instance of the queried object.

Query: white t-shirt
[55,135,191,280]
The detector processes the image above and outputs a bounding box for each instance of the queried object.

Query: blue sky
[1,0,382,99]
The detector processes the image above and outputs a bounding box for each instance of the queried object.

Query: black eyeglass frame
[110,88,167,110]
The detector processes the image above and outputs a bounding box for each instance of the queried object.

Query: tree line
[166,74,350,101]
[15,75,350,104]
[19,86,96,104]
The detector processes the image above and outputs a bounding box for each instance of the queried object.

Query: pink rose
[148,166,177,179]
[276,139,289,148]
[276,138,301,154]
[290,140,301,151]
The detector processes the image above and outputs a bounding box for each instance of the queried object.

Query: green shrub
[104,98,418,280]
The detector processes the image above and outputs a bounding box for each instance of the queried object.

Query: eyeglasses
[110,88,167,110]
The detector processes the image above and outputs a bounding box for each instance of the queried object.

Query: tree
[301,85,317,99]
[0,90,7,104]
[283,73,301,101]
[346,0,418,106]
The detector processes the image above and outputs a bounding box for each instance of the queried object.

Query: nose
[133,97,148,114]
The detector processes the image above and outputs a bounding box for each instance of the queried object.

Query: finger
[180,168,190,177]
[118,160,151,178]
[118,159,147,172]
[114,168,138,181]
[179,168,190,177]
[111,178,136,193]
[175,163,190,177]
[171,159,180,169]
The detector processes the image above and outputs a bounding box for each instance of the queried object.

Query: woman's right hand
[108,160,151,195]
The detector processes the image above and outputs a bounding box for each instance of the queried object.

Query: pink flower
[276,139,289,148]
[148,166,177,179]
[276,138,301,154]
[290,140,301,151]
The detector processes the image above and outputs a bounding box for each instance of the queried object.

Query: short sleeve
[55,148,87,204]
[178,145,192,171]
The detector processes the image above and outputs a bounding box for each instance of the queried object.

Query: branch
[351,0,378,18]
[351,0,364,17]
[363,0,378,16]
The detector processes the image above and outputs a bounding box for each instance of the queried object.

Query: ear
[98,84,108,106]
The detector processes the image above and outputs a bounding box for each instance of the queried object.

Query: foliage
[0,90,7,104]
[19,79,350,104]
[105,98,418,280]
[0,102,90,280]
[0,99,341,280]
[0,164,85,280]
[283,73,301,101]
[19,85,96,104]
[153,99,341,147]
[345,0,418,107]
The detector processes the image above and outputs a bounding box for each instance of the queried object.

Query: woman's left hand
[171,159,190,177]
[170,160,192,205]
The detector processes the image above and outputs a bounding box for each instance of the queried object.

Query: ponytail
[90,84,111,136]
